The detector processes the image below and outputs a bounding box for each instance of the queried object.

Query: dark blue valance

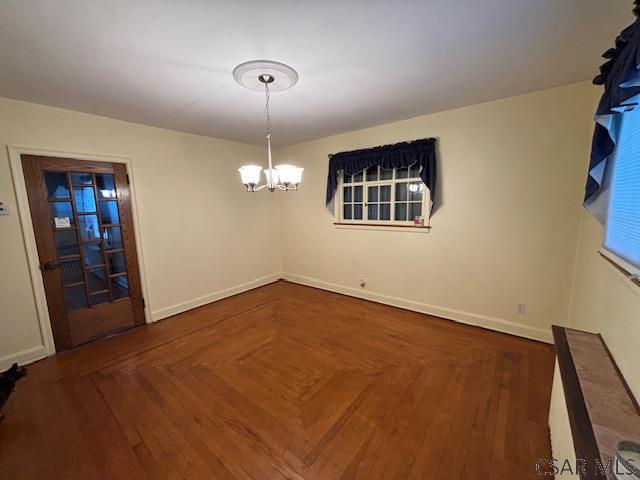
[326,138,437,213]
[586,4,640,215]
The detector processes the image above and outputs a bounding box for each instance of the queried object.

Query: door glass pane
[99,201,120,225]
[64,285,88,310]
[90,292,111,306]
[380,168,393,180]
[54,231,79,257]
[60,258,84,285]
[409,163,421,178]
[112,276,129,300]
[79,215,100,241]
[87,268,109,293]
[380,185,391,202]
[395,183,408,201]
[380,203,391,220]
[50,202,74,228]
[108,252,126,274]
[96,174,116,199]
[409,182,424,201]
[409,203,422,220]
[353,204,363,220]
[368,186,378,202]
[366,166,378,181]
[73,187,96,213]
[354,186,363,202]
[102,226,123,250]
[368,204,378,220]
[353,171,363,183]
[343,186,352,202]
[395,203,408,221]
[45,172,70,199]
[343,204,352,220]
[70,172,92,185]
[82,244,103,266]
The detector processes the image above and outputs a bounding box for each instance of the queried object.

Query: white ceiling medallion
[235,60,303,193]
[232,60,298,92]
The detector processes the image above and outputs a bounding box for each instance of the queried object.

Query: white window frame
[335,165,431,227]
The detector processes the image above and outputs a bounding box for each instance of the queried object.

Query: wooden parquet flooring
[0,281,555,479]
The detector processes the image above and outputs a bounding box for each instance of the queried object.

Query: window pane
[353,171,363,183]
[354,204,363,220]
[395,167,408,179]
[112,276,129,300]
[409,163,421,178]
[354,185,363,202]
[70,172,92,185]
[380,203,391,220]
[103,226,123,250]
[96,174,117,199]
[54,231,79,257]
[87,268,108,293]
[99,201,120,225]
[395,182,408,201]
[380,185,391,202]
[60,258,83,285]
[368,204,378,220]
[73,187,96,213]
[395,203,407,221]
[343,204,352,220]
[366,166,378,181]
[409,203,422,220]
[108,252,127,275]
[79,215,100,241]
[82,244,103,266]
[409,182,424,201]
[64,285,88,310]
[50,202,74,228]
[380,168,393,180]
[45,172,70,199]
[343,173,352,184]
[343,186,352,202]
[368,186,378,202]
[604,108,640,268]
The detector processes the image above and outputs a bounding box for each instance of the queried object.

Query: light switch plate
[0,202,10,215]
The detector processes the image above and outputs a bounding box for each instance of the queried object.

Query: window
[602,105,640,275]
[337,164,430,226]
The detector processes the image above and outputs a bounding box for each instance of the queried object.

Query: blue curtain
[586,4,640,222]
[326,138,437,214]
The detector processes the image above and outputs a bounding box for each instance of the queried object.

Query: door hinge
[126,174,130,185]
[142,297,145,309]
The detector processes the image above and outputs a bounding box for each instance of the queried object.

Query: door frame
[7,145,152,357]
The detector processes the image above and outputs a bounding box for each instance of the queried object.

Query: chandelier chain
[264,81,271,140]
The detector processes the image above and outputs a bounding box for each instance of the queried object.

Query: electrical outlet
[359,275,366,288]
[0,202,9,216]
[516,303,527,315]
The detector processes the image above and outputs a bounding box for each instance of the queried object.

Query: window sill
[598,250,640,290]
[334,222,432,233]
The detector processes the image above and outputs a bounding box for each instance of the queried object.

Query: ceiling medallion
[234,60,303,192]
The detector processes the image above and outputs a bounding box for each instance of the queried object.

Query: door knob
[42,260,59,271]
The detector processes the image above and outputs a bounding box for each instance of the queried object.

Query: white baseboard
[151,273,281,322]
[0,345,48,370]
[281,272,553,344]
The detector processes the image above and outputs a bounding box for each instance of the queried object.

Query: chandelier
[234,60,303,192]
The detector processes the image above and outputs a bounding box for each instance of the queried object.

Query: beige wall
[276,82,598,342]
[0,97,280,368]
[568,211,640,399]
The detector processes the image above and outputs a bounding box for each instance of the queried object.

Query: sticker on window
[54,217,71,228]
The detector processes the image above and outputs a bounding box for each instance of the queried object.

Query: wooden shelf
[552,326,640,479]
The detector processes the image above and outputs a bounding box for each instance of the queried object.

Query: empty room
[1,1,640,479]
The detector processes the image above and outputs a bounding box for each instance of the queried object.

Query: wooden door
[22,155,145,351]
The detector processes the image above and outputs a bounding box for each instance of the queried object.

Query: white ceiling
[0,1,633,147]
